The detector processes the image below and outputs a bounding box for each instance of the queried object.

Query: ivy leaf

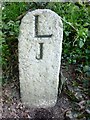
[79,39,84,48]
[83,66,90,72]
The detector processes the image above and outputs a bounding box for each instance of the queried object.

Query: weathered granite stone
[18,9,63,108]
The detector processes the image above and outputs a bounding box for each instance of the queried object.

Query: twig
[61,17,78,32]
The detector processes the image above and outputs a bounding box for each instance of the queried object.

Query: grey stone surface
[18,9,63,108]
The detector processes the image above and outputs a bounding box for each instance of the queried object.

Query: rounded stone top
[21,9,63,28]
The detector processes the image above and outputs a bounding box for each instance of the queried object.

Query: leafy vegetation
[2,2,90,83]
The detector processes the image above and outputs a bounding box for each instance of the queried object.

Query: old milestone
[18,9,63,108]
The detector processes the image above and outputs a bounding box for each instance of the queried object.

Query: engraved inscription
[35,15,53,38]
[36,43,43,60]
[35,15,53,60]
